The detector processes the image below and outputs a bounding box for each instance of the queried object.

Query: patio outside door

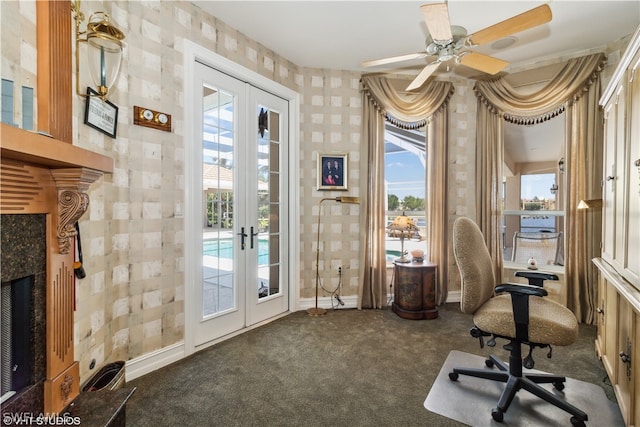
[192,61,289,347]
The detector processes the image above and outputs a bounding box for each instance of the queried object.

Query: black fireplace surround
[0,215,47,415]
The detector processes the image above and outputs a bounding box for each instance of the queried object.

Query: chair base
[449,354,588,425]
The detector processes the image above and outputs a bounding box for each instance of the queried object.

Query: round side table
[392,261,438,320]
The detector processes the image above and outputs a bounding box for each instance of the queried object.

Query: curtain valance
[474,53,606,125]
[358,75,453,309]
[361,75,454,129]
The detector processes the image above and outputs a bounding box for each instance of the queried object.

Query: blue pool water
[204,239,270,264]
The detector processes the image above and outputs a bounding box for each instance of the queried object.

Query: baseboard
[299,294,357,310]
[125,341,185,382]
[299,291,460,311]
[446,290,461,303]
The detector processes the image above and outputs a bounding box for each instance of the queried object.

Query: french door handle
[250,226,259,249]
[237,227,247,250]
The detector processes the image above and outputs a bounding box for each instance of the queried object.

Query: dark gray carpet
[126,304,616,426]
[425,350,623,426]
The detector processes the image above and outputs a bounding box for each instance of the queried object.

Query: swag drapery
[359,76,454,309]
[474,53,606,322]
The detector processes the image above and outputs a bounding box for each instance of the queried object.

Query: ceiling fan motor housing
[425,25,469,58]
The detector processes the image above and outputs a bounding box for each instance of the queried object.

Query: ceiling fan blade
[459,52,509,75]
[468,4,552,46]
[406,62,441,91]
[362,52,429,68]
[421,3,453,42]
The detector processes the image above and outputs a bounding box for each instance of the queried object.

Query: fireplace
[1,215,47,413]
[0,123,112,414]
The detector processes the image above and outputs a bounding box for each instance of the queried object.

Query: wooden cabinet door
[602,93,618,264]
[615,297,634,425]
[603,281,619,378]
[625,50,640,284]
[634,312,640,426]
[595,275,607,360]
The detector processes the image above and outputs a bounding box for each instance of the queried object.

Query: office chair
[449,217,588,426]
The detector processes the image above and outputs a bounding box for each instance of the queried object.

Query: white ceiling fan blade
[468,4,552,46]
[459,52,509,75]
[421,3,453,42]
[406,62,441,91]
[362,52,429,68]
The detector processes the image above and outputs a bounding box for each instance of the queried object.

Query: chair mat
[424,350,624,426]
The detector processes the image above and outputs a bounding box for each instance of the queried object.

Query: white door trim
[183,40,300,357]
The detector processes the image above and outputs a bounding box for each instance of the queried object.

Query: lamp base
[394,256,411,264]
[307,307,327,316]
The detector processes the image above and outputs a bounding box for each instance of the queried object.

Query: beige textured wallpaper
[1,0,627,384]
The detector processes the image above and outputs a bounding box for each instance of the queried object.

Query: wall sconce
[309,196,360,317]
[387,213,419,263]
[550,183,558,194]
[72,1,125,100]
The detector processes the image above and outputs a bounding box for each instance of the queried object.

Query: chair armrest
[515,271,559,287]
[495,283,548,298]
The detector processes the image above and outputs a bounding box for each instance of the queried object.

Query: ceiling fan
[362,2,552,91]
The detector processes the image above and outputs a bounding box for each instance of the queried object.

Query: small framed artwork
[317,153,348,191]
[84,87,118,138]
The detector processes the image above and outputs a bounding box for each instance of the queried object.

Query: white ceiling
[192,1,640,165]
[193,1,639,73]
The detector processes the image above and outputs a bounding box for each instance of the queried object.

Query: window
[384,123,426,263]
[503,171,564,267]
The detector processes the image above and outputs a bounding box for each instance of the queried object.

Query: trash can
[81,361,126,392]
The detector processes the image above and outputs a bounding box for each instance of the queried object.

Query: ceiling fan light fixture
[490,36,517,50]
[426,43,439,56]
[438,46,455,62]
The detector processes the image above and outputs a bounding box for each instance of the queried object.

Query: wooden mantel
[0,123,113,413]
[1,123,113,173]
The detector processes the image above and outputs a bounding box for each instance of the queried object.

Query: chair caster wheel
[491,408,504,422]
[570,416,586,427]
[449,372,459,381]
[554,381,565,391]
[485,358,494,368]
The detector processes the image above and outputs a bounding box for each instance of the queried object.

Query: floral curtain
[473,53,606,321]
[359,75,454,308]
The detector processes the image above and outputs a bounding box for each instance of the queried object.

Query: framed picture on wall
[317,153,348,191]
[84,87,118,138]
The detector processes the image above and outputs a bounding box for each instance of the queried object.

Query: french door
[191,61,289,347]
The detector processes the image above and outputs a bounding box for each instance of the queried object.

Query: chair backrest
[453,217,496,315]
[511,231,563,266]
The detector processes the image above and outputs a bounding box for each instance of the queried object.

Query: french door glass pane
[257,107,281,299]
[202,85,235,316]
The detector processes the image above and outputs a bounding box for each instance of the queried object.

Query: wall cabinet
[595,25,640,427]
[594,260,640,425]
[600,27,640,288]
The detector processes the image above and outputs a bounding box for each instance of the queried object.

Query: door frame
[183,41,300,356]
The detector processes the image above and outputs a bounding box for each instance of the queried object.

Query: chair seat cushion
[473,294,579,346]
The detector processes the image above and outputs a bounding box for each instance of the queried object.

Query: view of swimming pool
[204,238,270,264]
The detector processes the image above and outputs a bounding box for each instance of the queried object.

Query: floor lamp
[308,196,360,316]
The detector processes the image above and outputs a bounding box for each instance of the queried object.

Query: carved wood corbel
[50,168,103,254]
[57,189,89,253]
